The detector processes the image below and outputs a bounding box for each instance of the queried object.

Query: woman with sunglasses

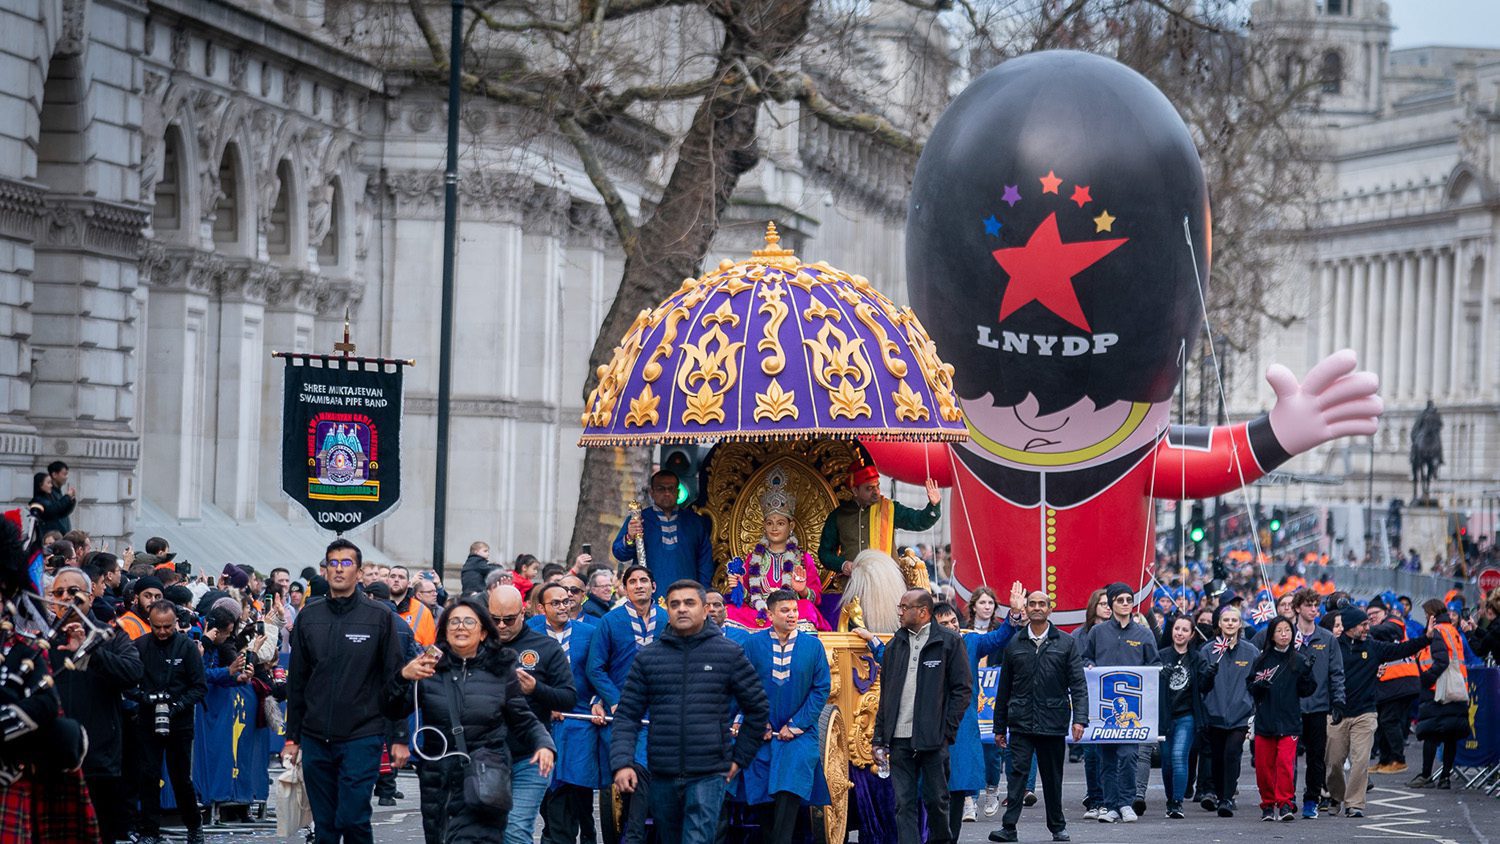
[384,596,555,843]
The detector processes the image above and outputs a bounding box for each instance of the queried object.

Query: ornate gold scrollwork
[818,704,851,844]
[891,379,929,422]
[900,309,963,422]
[582,308,652,427]
[849,689,882,769]
[804,321,874,420]
[757,282,788,376]
[754,378,798,423]
[853,300,909,379]
[624,383,661,428]
[802,298,841,323]
[676,301,744,426]
[641,305,691,383]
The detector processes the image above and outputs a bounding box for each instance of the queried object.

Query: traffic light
[658,444,706,506]
[1269,508,1284,533]
[1189,503,1206,544]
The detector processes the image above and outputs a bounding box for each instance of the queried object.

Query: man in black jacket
[989,591,1088,843]
[611,579,768,844]
[1327,606,1430,818]
[284,538,407,844]
[873,588,973,844]
[492,583,577,843]
[133,600,208,844]
[49,566,143,843]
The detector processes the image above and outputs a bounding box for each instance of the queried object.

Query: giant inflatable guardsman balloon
[866,52,1382,621]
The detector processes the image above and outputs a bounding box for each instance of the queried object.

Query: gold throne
[700,438,866,592]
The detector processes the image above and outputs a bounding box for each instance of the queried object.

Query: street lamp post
[431,0,463,577]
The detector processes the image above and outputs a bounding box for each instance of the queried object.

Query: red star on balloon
[991,213,1128,331]
[1039,170,1062,194]
[1070,184,1092,207]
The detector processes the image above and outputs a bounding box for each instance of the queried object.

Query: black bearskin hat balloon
[907,50,1210,416]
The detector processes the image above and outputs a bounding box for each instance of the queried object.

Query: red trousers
[1254,735,1298,809]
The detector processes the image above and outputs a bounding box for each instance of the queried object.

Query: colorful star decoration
[990,213,1127,332]
[977,170,1127,329]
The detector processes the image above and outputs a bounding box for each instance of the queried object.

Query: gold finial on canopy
[751,221,798,265]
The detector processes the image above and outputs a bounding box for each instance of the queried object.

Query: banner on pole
[280,357,404,533]
[1457,666,1500,768]
[976,665,1161,744]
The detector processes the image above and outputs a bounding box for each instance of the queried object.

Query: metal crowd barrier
[1322,564,1479,605]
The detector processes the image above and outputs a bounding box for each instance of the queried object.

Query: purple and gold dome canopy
[579,224,967,446]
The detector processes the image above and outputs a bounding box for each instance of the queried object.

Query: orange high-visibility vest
[1377,623,1419,682]
[117,611,149,640]
[1417,622,1468,684]
[399,601,437,648]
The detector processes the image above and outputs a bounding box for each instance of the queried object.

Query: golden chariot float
[579,224,967,842]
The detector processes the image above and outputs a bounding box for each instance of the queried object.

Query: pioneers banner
[976,665,1160,744]
[280,357,404,533]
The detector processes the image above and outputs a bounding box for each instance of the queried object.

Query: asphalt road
[170,749,1498,843]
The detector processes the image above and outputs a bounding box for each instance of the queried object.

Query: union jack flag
[1254,666,1279,684]
[1250,601,1277,624]
[1212,636,1230,657]
[1295,631,1309,649]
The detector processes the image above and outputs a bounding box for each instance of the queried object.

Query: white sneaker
[1099,810,1122,823]
[1083,807,1100,820]
[963,796,977,822]
[1119,806,1138,823]
[982,789,1001,817]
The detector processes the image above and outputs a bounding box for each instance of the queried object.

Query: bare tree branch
[769,72,923,156]
[557,114,641,261]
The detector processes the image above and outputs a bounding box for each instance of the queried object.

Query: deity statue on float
[724,469,832,631]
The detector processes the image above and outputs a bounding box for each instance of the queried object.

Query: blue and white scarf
[654,505,680,548]
[772,630,797,685]
[547,623,573,657]
[628,605,657,648]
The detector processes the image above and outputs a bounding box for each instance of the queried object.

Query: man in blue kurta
[740,589,831,839]
[612,470,714,599]
[531,582,602,844]
[585,565,668,844]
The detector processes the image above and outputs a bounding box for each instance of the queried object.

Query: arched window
[1319,50,1343,94]
[152,127,186,232]
[213,144,244,248]
[268,161,294,258]
[318,179,342,268]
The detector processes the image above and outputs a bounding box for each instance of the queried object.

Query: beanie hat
[212,596,243,620]
[1367,596,1387,612]
[366,581,391,601]
[1341,607,1369,629]
[1105,582,1134,605]
[221,564,250,590]
[133,575,164,595]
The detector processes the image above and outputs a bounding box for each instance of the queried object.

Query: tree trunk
[565,2,813,563]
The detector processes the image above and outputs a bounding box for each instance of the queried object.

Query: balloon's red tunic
[868,417,1291,623]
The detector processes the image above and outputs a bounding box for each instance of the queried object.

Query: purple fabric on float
[851,767,926,844]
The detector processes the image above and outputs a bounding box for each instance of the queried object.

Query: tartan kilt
[0,767,100,844]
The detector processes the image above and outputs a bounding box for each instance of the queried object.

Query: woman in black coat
[1410,602,1470,789]
[1158,614,1213,818]
[384,597,555,843]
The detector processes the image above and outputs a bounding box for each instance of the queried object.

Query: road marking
[1354,787,1462,844]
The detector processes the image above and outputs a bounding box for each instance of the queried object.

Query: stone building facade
[0,0,946,567]
[1241,0,1500,549]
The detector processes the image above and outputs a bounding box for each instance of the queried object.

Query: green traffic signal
[677,482,691,507]
[1269,517,1282,532]
[1189,525,1206,543]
